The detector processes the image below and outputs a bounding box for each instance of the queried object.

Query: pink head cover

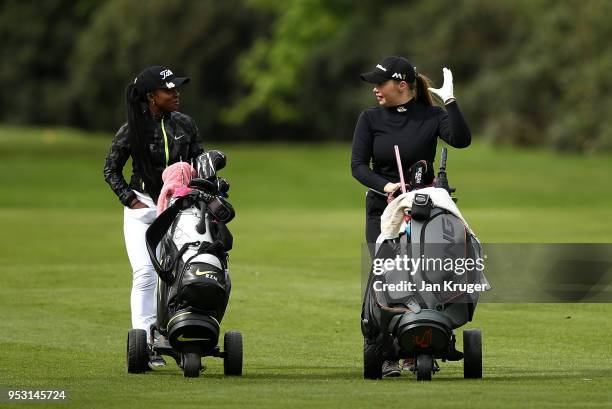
[157,162,197,215]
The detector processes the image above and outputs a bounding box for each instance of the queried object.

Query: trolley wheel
[223,331,243,376]
[463,329,482,379]
[416,354,433,381]
[126,329,149,374]
[363,337,383,379]
[182,352,201,378]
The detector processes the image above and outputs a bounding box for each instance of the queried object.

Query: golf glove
[428,67,455,104]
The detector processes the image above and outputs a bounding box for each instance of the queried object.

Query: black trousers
[365,190,388,256]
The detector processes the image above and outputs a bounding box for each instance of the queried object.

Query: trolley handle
[435,147,456,195]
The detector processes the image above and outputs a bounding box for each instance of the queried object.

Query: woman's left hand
[428,67,455,104]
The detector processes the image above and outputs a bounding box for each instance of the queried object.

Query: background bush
[1,0,610,150]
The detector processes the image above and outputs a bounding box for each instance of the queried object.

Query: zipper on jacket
[161,117,170,167]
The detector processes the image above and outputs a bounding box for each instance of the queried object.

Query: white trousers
[123,191,158,342]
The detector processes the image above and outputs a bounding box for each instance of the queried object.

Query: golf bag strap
[145,195,193,282]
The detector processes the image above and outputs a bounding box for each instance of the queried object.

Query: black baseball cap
[360,56,417,84]
[133,66,190,95]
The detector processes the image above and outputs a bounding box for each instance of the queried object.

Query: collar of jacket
[386,98,416,113]
[143,110,172,122]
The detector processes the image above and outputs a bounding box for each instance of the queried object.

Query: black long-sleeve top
[104,111,203,206]
[351,99,471,193]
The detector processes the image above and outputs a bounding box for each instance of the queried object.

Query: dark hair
[408,74,434,106]
[125,83,162,202]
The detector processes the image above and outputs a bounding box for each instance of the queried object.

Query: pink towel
[157,162,197,215]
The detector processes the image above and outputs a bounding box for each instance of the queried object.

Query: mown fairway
[1,126,611,408]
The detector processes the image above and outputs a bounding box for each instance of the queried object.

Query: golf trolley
[362,148,487,381]
[126,150,243,378]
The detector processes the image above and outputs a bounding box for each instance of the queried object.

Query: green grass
[0,126,611,408]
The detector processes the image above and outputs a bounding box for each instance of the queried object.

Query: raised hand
[428,67,455,104]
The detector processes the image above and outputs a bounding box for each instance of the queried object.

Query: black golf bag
[137,150,242,377]
[146,190,234,353]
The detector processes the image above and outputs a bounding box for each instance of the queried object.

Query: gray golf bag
[361,148,487,380]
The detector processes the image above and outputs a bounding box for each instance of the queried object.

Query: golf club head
[196,150,227,179]
[216,177,230,195]
[188,177,218,194]
[408,160,434,190]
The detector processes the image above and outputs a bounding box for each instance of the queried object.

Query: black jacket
[104,111,203,206]
[351,99,471,193]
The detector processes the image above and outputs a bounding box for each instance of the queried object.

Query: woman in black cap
[104,66,203,369]
[352,56,471,377]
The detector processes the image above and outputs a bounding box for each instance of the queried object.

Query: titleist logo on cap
[160,69,173,79]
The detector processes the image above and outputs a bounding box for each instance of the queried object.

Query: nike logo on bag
[195,270,215,276]
[174,134,185,140]
[177,335,210,342]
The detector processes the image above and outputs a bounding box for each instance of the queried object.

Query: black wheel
[416,354,433,381]
[224,331,243,376]
[182,352,201,378]
[363,337,383,379]
[126,329,149,374]
[463,329,482,379]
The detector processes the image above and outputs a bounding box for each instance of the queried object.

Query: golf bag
[145,151,235,355]
[362,205,484,342]
[361,148,488,380]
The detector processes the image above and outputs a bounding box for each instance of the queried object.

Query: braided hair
[125,83,162,203]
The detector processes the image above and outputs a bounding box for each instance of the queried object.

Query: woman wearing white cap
[352,56,471,377]
[104,66,203,369]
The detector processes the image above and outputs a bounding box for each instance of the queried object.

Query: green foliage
[225,0,612,149]
[66,0,269,139]
[463,0,612,152]
[0,0,97,124]
[221,0,351,125]
[1,1,611,149]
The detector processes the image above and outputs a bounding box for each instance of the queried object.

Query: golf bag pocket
[411,193,432,221]
[209,221,233,252]
[180,253,228,313]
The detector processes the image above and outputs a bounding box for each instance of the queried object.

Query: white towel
[379,187,474,240]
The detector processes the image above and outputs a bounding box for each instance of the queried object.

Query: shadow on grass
[142,366,612,382]
[148,368,360,381]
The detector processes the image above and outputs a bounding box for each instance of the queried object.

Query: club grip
[439,147,448,172]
